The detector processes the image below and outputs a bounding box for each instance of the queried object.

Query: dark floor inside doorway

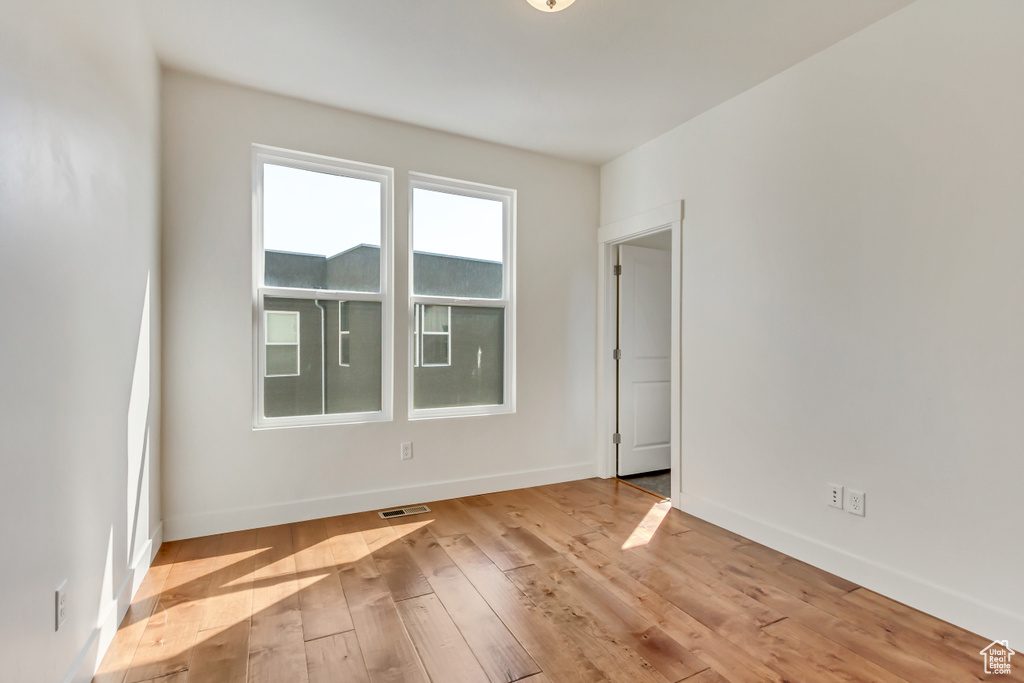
[619,469,670,499]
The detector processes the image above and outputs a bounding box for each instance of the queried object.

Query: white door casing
[617,245,672,476]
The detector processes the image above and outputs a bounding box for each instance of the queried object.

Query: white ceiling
[142,0,913,165]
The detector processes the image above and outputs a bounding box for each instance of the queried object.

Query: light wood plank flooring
[94,478,1017,682]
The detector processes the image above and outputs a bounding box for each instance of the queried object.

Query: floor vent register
[377,504,431,519]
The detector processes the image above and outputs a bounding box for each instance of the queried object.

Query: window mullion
[261,286,384,303]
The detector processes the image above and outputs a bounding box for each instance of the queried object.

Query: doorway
[616,233,672,497]
[596,202,683,506]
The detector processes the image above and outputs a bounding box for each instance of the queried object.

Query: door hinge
[613,348,622,360]
[613,264,622,276]
[612,432,622,445]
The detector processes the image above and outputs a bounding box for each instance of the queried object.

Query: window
[265,311,300,376]
[253,145,393,427]
[409,173,515,418]
[414,304,451,367]
[338,301,351,367]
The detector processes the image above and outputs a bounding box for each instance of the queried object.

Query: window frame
[252,144,393,429]
[407,173,516,420]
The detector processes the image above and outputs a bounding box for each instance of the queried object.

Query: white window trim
[338,301,350,367]
[418,304,451,368]
[252,144,393,429]
[408,172,516,420]
[264,310,301,377]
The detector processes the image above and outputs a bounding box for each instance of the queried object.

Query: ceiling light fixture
[527,0,576,12]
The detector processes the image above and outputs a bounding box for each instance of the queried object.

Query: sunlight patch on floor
[621,499,671,550]
[120,517,437,677]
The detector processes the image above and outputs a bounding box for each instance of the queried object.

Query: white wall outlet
[400,442,413,460]
[55,581,67,631]
[828,483,844,509]
[847,489,865,516]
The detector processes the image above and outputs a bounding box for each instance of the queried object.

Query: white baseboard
[678,493,1024,650]
[165,462,598,541]
[63,522,164,683]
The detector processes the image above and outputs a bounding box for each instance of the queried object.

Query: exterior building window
[409,173,515,418]
[265,311,300,376]
[253,145,393,427]
[339,301,351,366]
[413,305,419,368]
[414,304,451,367]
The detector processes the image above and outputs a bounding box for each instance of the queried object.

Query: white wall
[161,71,599,540]
[602,0,1024,647]
[0,1,162,681]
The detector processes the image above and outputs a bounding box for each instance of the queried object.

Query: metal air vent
[378,504,431,519]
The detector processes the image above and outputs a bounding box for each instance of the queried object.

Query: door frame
[596,201,683,508]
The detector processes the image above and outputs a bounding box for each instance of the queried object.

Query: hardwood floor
[94,479,1016,682]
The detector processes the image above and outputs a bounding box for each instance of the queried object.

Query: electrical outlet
[847,489,865,516]
[828,483,844,509]
[55,581,67,631]
[400,442,413,460]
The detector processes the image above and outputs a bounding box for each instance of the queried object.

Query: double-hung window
[253,145,392,427]
[409,173,515,418]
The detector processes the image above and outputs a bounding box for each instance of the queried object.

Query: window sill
[408,403,515,421]
[253,410,391,430]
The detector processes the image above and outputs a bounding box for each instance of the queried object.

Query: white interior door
[618,245,672,476]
